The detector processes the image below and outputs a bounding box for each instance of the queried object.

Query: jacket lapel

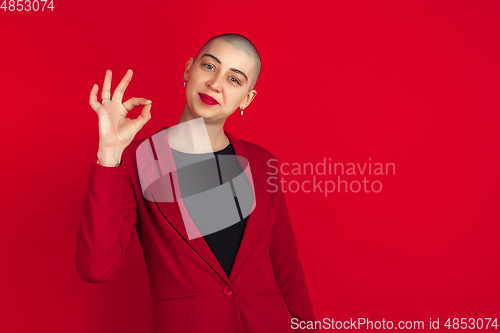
[143,126,271,284]
[225,130,272,281]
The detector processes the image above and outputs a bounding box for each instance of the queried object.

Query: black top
[170,142,252,278]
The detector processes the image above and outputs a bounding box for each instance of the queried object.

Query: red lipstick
[199,93,219,105]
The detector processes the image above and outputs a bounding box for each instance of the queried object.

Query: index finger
[111,69,133,103]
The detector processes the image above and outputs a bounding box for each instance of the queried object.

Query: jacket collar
[145,126,271,284]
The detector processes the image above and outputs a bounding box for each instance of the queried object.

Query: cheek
[185,86,199,107]
[187,72,203,87]
[222,95,239,110]
[226,91,247,108]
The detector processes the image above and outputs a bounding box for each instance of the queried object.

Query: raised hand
[89,69,152,166]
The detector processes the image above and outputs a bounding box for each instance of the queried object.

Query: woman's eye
[230,77,241,85]
[204,64,214,70]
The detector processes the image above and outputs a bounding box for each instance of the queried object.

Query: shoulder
[239,139,279,174]
[239,139,275,159]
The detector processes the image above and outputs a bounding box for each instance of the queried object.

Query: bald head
[194,33,261,91]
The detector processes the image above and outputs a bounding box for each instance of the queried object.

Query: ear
[184,57,194,78]
[240,90,258,109]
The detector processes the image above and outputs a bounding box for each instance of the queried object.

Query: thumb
[134,102,152,131]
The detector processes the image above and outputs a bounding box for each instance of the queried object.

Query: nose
[207,74,223,92]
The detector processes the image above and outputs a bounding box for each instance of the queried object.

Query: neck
[171,103,229,153]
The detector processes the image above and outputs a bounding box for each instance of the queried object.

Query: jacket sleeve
[75,154,139,283]
[268,157,319,333]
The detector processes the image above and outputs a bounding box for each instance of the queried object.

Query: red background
[1,0,499,331]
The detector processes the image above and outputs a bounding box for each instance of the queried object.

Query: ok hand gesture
[89,69,152,166]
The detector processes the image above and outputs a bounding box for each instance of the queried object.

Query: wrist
[96,148,123,167]
[96,154,122,167]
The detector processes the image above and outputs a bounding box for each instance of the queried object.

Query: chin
[190,106,214,120]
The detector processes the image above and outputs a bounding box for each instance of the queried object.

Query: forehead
[200,39,256,75]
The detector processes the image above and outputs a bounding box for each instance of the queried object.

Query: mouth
[199,93,219,105]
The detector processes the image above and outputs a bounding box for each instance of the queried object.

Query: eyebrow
[201,53,248,82]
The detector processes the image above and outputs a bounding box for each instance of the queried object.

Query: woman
[76,33,318,333]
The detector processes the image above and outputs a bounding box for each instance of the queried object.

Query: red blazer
[76,126,318,333]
